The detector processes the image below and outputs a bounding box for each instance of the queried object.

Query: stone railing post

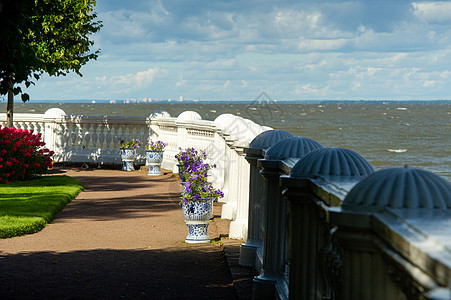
[240,130,294,269]
[331,166,451,300]
[217,132,236,207]
[147,110,171,144]
[176,111,202,152]
[282,147,374,300]
[43,108,66,163]
[213,114,270,240]
[229,146,250,239]
[253,137,324,300]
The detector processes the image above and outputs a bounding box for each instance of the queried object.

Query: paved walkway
[0,166,256,299]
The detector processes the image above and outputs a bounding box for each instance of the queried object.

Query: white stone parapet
[1,108,270,241]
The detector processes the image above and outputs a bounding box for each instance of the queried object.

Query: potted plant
[118,138,141,171]
[179,154,224,243]
[145,139,167,176]
[175,147,207,183]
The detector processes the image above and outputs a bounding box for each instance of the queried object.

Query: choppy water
[11,101,451,181]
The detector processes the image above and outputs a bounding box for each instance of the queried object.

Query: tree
[0,0,102,127]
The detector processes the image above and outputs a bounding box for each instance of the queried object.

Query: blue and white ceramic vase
[181,197,214,243]
[146,150,164,176]
[177,164,187,183]
[120,148,136,171]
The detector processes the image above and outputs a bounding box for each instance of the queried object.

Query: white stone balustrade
[5,108,451,300]
[0,113,45,135]
[1,108,269,240]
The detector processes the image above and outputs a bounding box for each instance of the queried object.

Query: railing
[1,108,269,240]
[242,131,451,300]
[4,109,450,300]
[0,113,45,135]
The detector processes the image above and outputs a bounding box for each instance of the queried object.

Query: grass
[0,175,84,238]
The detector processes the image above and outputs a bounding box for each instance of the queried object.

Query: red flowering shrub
[0,126,54,184]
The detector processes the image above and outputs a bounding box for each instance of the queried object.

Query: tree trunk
[6,81,14,128]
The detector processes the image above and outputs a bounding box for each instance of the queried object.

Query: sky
[20,0,451,101]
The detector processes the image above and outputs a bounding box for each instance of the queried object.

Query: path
[0,166,255,299]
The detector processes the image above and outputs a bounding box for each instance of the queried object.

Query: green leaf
[21,93,30,102]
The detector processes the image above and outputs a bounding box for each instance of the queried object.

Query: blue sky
[23,0,451,101]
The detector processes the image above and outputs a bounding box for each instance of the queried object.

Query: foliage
[0,175,84,238]
[146,140,167,151]
[177,148,224,204]
[118,138,141,149]
[181,176,224,204]
[0,0,102,100]
[0,126,53,184]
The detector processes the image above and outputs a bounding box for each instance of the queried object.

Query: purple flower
[177,147,223,204]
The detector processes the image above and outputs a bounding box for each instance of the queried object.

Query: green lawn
[0,175,84,238]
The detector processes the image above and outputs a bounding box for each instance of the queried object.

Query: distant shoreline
[15,99,451,104]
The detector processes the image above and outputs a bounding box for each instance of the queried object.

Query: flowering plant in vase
[118,138,140,171]
[175,147,207,176]
[180,161,223,205]
[118,138,141,149]
[145,140,166,151]
[145,139,167,176]
[177,148,224,243]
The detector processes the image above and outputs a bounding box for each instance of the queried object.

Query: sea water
[10,101,451,182]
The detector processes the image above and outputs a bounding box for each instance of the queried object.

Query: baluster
[33,121,39,133]
[69,120,78,154]
[97,122,105,160]
[113,123,122,152]
[91,122,99,155]
[29,121,34,132]
[120,124,127,146]
[82,122,92,156]
[75,116,83,155]
[105,124,113,155]
[54,121,64,162]
[59,122,69,160]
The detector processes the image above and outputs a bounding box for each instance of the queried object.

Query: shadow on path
[0,245,237,299]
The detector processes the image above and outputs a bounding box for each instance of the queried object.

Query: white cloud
[413,2,451,23]
[297,83,317,93]
[423,80,436,87]
[440,70,451,79]
[111,68,161,88]
[176,75,186,87]
[298,38,349,52]
[21,0,451,101]
[366,67,381,76]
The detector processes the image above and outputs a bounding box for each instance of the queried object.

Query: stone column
[240,129,294,269]
[240,148,265,267]
[252,159,288,299]
[43,108,66,163]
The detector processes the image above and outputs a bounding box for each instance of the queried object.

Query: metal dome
[177,111,202,121]
[342,166,451,212]
[149,110,171,119]
[290,147,374,178]
[249,129,294,150]
[265,136,323,160]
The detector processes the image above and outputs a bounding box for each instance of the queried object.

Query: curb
[213,202,257,300]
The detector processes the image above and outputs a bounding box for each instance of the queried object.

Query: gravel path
[0,166,238,299]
